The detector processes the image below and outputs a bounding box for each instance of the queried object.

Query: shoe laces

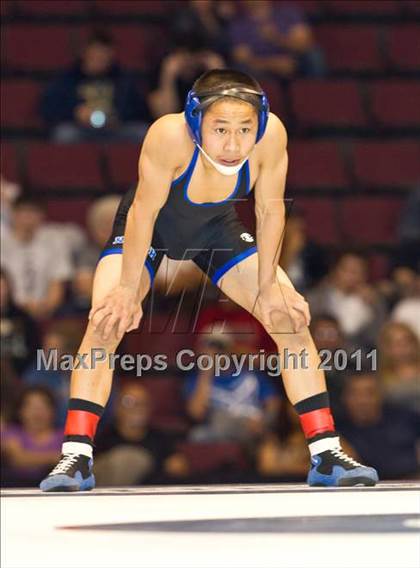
[50,454,81,475]
[330,447,362,467]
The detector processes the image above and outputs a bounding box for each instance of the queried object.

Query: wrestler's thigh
[217,252,296,319]
[92,254,151,305]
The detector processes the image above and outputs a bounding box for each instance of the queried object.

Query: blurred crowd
[1,175,419,487]
[36,0,324,143]
[1,0,419,486]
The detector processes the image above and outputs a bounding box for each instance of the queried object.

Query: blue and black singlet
[100,146,257,285]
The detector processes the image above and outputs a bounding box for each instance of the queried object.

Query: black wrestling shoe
[40,454,95,492]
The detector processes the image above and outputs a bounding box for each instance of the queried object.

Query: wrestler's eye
[240,128,251,134]
[215,128,226,134]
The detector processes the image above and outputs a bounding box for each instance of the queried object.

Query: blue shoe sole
[39,473,95,492]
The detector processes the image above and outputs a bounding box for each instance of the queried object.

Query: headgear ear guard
[184,87,270,146]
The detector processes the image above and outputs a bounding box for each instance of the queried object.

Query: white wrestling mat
[2,483,419,568]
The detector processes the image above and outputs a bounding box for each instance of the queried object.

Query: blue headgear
[184,86,270,146]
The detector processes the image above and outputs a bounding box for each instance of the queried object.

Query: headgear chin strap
[184,86,270,146]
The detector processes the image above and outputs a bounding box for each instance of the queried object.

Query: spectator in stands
[377,321,420,414]
[71,195,205,309]
[1,386,62,487]
[184,328,281,446]
[307,250,386,350]
[195,298,274,353]
[280,208,328,293]
[94,382,189,486]
[0,175,20,239]
[72,195,121,310]
[0,197,73,320]
[22,321,85,427]
[0,269,39,377]
[148,34,225,118]
[172,0,237,61]
[378,189,420,329]
[256,396,356,480]
[309,313,350,417]
[337,373,420,480]
[391,276,420,340]
[230,0,324,80]
[256,398,309,480]
[40,30,150,143]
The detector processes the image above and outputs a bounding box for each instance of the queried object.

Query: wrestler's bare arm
[254,114,310,330]
[120,115,185,293]
[90,115,188,338]
[254,114,288,291]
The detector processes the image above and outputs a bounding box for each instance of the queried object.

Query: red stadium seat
[291,197,339,244]
[288,141,348,190]
[259,78,287,121]
[45,198,93,226]
[123,311,197,367]
[94,0,176,15]
[292,1,325,16]
[401,0,420,15]
[109,25,169,71]
[25,143,104,191]
[370,81,420,129]
[340,197,404,245]
[0,0,14,17]
[3,25,88,72]
[176,442,248,475]
[352,141,420,189]
[140,376,188,432]
[291,80,367,129]
[315,25,383,73]
[104,143,139,190]
[15,1,89,16]
[325,0,399,15]
[1,80,43,130]
[387,25,420,72]
[1,142,21,184]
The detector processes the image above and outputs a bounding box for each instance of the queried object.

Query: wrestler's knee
[80,320,123,352]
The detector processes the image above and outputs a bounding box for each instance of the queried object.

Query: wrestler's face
[201,99,259,166]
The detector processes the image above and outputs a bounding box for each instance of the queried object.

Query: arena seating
[340,196,404,245]
[287,141,349,190]
[352,141,420,190]
[387,25,420,72]
[1,79,43,130]
[369,81,420,130]
[25,142,104,192]
[314,25,383,73]
[104,143,140,191]
[1,141,21,183]
[290,79,367,130]
[2,2,419,262]
[15,1,90,17]
[175,441,248,476]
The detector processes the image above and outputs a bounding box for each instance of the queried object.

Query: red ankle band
[64,410,100,440]
[299,407,335,439]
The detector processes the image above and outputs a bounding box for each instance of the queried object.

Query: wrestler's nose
[224,133,240,153]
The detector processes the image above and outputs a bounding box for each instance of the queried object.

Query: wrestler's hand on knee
[258,282,311,333]
[89,285,143,340]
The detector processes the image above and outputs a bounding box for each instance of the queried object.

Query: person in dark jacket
[40,30,150,143]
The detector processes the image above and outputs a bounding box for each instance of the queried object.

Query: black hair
[13,385,57,425]
[193,69,262,93]
[87,29,114,48]
[13,195,45,211]
[343,371,379,392]
[332,248,369,268]
[193,68,263,111]
[310,313,340,328]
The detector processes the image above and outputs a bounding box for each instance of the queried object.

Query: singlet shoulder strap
[171,146,199,187]
[244,160,251,194]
